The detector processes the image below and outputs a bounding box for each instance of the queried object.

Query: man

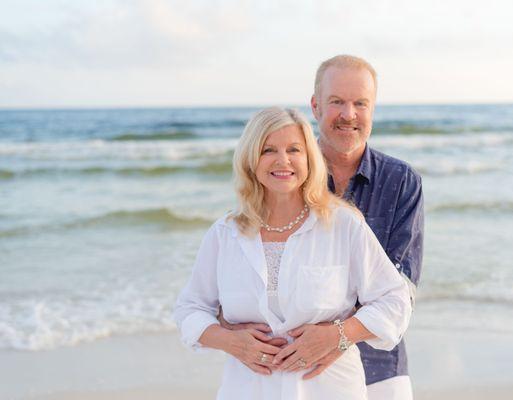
[307,55,423,399]
[222,55,424,399]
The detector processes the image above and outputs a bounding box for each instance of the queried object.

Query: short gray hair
[314,55,378,97]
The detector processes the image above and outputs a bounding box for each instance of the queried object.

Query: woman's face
[255,124,308,198]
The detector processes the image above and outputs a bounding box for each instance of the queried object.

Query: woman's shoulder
[330,202,365,226]
[209,211,240,236]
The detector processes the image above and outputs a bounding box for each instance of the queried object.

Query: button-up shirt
[174,208,412,399]
[328,144,424,385]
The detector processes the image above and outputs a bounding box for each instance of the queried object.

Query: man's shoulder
[368,146,422,183]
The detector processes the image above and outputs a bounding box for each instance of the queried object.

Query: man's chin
[332,142,361,155]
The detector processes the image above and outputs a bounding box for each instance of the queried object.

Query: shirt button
[395,263,401,269]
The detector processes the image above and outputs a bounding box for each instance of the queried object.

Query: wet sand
[2,328,512,400]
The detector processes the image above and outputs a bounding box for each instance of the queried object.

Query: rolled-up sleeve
[173,224,221,351]
[350,219,412,351]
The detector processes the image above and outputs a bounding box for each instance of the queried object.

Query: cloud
[1,0,513,107]
[0,0,256,70]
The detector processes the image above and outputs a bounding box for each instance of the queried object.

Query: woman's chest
[217,236,356,323]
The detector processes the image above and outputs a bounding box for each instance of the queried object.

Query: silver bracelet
[333,319,353,352]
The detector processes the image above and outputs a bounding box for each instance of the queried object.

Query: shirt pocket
[295,265,348,312]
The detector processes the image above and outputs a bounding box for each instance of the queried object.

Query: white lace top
[262,241,286,321]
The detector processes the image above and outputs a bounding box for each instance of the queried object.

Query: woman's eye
[288,147,300,152]
[262,148,273,154]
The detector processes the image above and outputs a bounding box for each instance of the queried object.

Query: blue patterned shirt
[328,144,424,385]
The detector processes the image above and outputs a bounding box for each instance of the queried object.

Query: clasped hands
[220,316,343,380]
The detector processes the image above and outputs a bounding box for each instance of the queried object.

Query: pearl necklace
[261,204,309,233]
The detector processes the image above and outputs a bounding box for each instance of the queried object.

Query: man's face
[311,66,376,156]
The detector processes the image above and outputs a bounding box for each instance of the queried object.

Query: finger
[285,365,302,373]
[249,329,272,342]
[284,359,306,373]
[255,354,275,366]
[267,337,288,347]
[231,322,272,332]
[318,349,343,365]
[288,325,307,338]
[302,364,327,380]
[244,362,271,376]
[259,342,282,355]
[273,343,298,364]
[282,354,307,371]
[244,323,272,333]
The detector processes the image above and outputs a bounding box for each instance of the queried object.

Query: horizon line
[1,100,513,111]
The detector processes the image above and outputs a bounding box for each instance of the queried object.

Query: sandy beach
[2,327,512,400]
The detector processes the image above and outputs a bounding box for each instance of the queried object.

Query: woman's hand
[225,328,284,375]
[301,348,343,380]
[273,324,340,373]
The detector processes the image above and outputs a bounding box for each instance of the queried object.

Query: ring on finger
[297,358,307,368]
[260,353,269,363]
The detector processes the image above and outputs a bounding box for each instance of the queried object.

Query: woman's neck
[263,191,305,226]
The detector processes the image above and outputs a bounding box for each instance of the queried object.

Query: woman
[174,107,411,399]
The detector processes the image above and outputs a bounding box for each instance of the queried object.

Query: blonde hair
[314,55,378,97]
[231,106,341,235]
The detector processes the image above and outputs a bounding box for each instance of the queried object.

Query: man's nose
[338,103,356,121]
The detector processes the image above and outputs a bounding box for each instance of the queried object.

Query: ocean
[1,104,513,352]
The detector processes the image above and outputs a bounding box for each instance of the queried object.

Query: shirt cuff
[180,311,220,353]
[394,263,418,309]
[353,309,404,351]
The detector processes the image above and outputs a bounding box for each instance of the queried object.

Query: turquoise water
[1,105,513,351]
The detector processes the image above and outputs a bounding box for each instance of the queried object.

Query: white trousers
[366,376,413,400]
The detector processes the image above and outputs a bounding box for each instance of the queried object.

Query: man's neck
[321,142,366,195]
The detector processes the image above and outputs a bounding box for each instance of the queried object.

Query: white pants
[366,376,413,400]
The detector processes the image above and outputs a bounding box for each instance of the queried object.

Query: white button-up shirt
[174,206,411,400]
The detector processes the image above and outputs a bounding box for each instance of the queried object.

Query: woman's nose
[275,150,290,165]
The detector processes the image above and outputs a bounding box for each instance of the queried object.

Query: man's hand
[218,308,288,348]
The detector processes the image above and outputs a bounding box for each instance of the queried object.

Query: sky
[1,0,513,108]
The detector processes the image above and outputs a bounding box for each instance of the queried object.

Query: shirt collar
[355,144,372,183]
[327,144,372,191]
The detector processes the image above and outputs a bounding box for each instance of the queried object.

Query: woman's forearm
[343,316,376,344]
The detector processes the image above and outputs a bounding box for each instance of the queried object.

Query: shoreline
[2,328,512,400]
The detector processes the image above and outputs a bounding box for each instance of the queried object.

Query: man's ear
[310,95,320,120]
